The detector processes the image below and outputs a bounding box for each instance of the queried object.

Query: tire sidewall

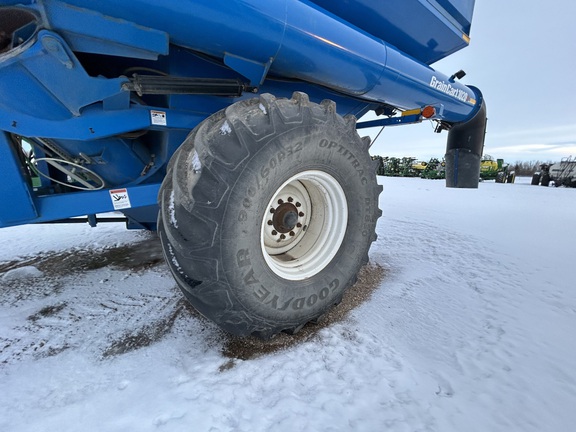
[219,120,378,325]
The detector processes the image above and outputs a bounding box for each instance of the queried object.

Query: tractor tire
[507,171,516,183]
[531,173,541,185]
[541,174,551,187]
[158,93,382,337]
[495,172,506,183]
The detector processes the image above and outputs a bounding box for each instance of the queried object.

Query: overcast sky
[366,0,576,163]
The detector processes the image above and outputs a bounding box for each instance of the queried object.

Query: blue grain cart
[0,0,486,336]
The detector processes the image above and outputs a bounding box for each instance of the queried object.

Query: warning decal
[109,188,132,210]
[150,110,167,126]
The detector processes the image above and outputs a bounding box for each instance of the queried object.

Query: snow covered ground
[1,176,574,432]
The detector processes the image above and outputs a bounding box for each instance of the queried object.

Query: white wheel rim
[261,170,348,280]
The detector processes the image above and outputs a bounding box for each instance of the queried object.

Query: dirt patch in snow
[102,301,185,358]
[0,234,164,280]
[1,234,387,364]
[221,263,387,361]
[27,302,68,322]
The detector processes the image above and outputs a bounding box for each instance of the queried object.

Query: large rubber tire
[158,93,382,337]
[531,173,541,185]
[541,174,551,187]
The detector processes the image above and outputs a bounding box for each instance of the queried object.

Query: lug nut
[269,208,275,213]
[298,212,304,217]
[288,197,294,202]
[295,202,301,207]
[272,230,278,236]
[278,199,284,204]
[289,231,295,236]
[267,220,273,226]
[280,234,286,240]
[296,223,302,228]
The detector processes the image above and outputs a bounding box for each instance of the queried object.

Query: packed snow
[168,190,179,229]
[1,265,43,281]
[0,176,574,432]
[219,121,232,136]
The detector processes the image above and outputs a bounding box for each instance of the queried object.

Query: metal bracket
[356,113,422,129]
[223,53,273,87]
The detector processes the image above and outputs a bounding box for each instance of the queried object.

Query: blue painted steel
[29,0,479,122]
[0,103,206,141]
[41,1,168,60]
[34,184,160,223]
[310,0,475,64]
[0,30,129,119]
[0,183,160,228]
[0,0,482,228]
[357,114,423,129]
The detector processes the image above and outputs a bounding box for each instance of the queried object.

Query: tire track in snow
[0,238,183,366]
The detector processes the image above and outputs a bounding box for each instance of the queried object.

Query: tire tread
[159,93,382,337]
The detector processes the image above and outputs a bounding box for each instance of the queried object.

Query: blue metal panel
[435,0,475,32]
[0,104,206,141]
[310,0,475,64]
[0,30,129,118]
[2,0,477,122]
[1,0,480,127]
[41,0,169,60]
[0,0,31,4]
[31,0,479,122]
[0,183,160,227]
[55,0,287,67]
[33,184,160,224]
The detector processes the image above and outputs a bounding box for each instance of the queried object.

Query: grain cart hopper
[0,0,486,337]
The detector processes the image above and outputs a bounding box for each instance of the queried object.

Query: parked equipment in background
[480,155,515,183]
[421,158,447,180]
[532,157,576,187]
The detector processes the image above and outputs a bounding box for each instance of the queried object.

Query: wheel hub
[272,202,300,233]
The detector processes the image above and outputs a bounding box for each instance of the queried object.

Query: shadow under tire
[158,92,382,337]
